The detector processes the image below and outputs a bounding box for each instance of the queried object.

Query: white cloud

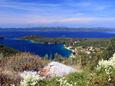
[0,0,114,27]
[0,14,115,25]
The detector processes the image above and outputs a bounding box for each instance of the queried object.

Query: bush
[88,72,109,86]
[0,68,20,86]
[97,53,115,81]
[0,45,18,57]
[20,71,45,86]
[5,53,49,71]
[66,72,89,86]
[95,53,115,86]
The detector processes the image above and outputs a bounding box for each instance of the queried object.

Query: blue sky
[0,0,115,28]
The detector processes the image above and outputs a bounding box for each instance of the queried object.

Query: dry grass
[0,68,21,86]
[3,53,49,72]
[0,52,49,86]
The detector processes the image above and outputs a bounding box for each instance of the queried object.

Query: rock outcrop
[41,62,77,77]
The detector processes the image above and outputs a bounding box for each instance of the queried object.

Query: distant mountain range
[0,27,115,32]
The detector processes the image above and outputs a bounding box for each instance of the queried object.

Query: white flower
[20,71,45,86]
[97,53,115,82]
[57,77,76,86]
[97,53,115,70]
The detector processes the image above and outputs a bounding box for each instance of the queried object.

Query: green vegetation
[22,35,110,47]
[0,52,49,86]
[19,69,115,86]
[1,37,115,86]
[6,53,49,71]
[21,35,76,45]
[0,45,18,57]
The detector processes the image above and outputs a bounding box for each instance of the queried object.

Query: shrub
[65,72,89,86]
[0,68,21,86]
[56,77,77,86]
[88,72,109,86]
[97,53,115,77]
[95,53,115,85]
[20,71,45,86]
[6,53,49,71]
[0,45,18,57]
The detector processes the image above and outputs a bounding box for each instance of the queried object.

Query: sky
[0,0,115,28]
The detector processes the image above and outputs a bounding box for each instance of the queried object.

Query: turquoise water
[0,39,72,59]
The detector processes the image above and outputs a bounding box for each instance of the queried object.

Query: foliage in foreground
[5,53,49,71]
[18,53,115,86]
[18,70,115,86]
[0,68,21,86]
[0,45,18,57]
[20,71,45,86]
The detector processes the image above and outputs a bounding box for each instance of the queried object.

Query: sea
[0,30,115,59]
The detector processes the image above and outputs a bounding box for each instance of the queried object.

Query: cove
[0,39,72,59]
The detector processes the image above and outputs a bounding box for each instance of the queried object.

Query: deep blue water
[0,31,115,59]
[0,31,115,38]
[0,39,71,59]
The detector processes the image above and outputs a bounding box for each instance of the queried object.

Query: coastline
[64,44,76,58]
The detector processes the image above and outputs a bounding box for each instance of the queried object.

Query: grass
[2,53,49,72]
[27,69,115,86]
[0,68,21,86]
[0,52,49,86]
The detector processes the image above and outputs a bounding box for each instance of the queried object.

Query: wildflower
[97,53,115,82]
[20,71,44,86]
[57,77,77,86]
